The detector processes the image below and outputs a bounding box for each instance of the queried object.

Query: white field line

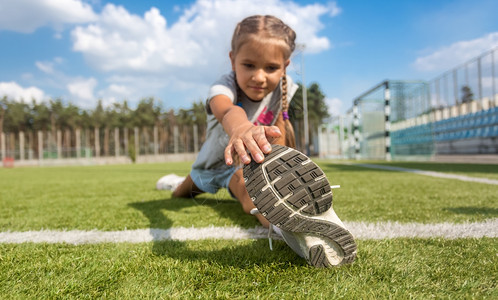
[0,219,496,244]
[355,164,498,185]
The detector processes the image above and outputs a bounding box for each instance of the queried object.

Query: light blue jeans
[190,166,240,196]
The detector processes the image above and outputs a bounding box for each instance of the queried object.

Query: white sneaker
[243,145,357,267]
[156,174,186,191]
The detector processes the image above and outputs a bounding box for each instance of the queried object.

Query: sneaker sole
[243,145,357,267]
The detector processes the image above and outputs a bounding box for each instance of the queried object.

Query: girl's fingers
[233,139,251,164]
[224,144,234,165]
[225,125,283,166]
[258,126,281,153]
[264,126,282,138]
[243,137,265,163]
[251,129,271,156]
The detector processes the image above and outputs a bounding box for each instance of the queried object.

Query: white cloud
[0,82,46,102]
[108,84,131,96]
[0,0,97,33]
[67,77,98,107]
[325,97,342,117]
[36,62,55,74]
[66,0,341,107]
[97,74,210,107]
[96,83,133,106]
[35,57,65,75]
[71,0,339,79]
[2,0,340,108]
[327,2,342,17]
[413,32,498,72]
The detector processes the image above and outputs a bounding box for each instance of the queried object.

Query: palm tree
[3,100,31,133]
[30,100,51,132]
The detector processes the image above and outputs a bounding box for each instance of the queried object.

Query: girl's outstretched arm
[210,95,282,165]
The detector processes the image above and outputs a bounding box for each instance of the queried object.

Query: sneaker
[156,174,186,191]
[243,145,357,267]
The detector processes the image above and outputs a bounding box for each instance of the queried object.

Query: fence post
[57,130,62,159]
[153,126,159,156]
[114,128,119,157]
[94,127,100,158]
[124,128,128,157]
[65,129,70,158]
[85,129,90,158]
[477,56,482,105]
[384,82,391,161]
[28,131,34,160]
[143,128,149,155]
[492,49,496,105]
[339,116,344,158]
[104,128,109,157]
[435,78,440,107]
[0,132,5,161]
[453,69,458,106]
[193,124,199,153]
[38,131,43,161]
[174,126,179,154]
[134,127,139,157]
[76,129,81,158]
[19,131,25,161]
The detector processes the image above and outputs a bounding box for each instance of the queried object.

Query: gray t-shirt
[192,71,298,171]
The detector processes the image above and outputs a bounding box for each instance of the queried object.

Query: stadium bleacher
[391,106,498,155]
[433,107,498,142]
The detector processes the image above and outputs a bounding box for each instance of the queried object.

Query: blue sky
[1,0,498,116]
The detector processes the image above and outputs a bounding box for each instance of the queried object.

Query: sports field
[0,159,497,298]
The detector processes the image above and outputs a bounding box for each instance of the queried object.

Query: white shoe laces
[250,208,274,251]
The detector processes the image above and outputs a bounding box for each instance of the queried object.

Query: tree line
[0,97,207,134]
[0,82,330,145]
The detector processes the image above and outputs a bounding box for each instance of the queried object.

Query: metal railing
[0,125,206,165]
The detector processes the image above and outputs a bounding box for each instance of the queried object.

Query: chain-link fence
[317,48,498,161]
[430,48,497,109]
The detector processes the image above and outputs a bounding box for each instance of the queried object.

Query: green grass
[362,160,498,181]
[0,162,255,231]
[319,162,498,223]
[2,160,496,231]
[0,160,497,298]
[1,239,496,299]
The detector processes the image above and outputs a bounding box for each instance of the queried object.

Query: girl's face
[230,39,289,101]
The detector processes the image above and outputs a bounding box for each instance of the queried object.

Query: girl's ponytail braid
[282,74,289,120]
[281,75,296,148]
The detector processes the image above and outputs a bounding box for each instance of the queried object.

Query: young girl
[162,15,357,267]
[171,15,298,228]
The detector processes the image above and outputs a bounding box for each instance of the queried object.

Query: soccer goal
[345,80,433,161]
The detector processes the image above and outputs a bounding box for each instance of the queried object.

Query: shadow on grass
[444,206,498,217]
[129,196,251,228]
[129,194,301,268]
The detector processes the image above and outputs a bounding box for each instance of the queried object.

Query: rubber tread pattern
[243,145,357,267]
[309,245,330,268]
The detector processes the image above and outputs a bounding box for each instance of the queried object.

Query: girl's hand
[224,123,282,165]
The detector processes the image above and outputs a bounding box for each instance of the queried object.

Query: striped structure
[384,81,391,161]
[353,101,360,159]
